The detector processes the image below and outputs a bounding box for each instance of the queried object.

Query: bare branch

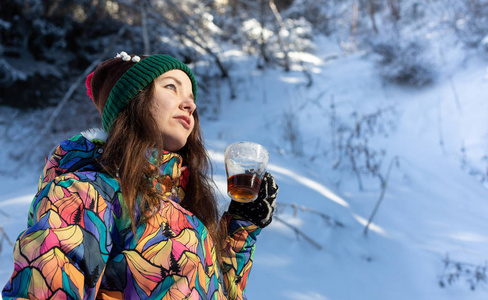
[439,253,488,291]
[116,0,230,79]
[274,216,323,250]
[268,0,290,71]
[363,156,399,236]
[277,203,344,227]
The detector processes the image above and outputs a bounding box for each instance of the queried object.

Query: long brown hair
[99,82,223,255]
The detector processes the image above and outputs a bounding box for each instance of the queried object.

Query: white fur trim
[81,128,108,142]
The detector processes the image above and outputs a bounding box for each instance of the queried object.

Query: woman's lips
[174,115,191,129]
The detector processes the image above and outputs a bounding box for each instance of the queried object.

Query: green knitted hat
[88,53,198,133]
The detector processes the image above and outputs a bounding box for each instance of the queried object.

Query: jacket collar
[77,128,189,203]
[147,150,189,203]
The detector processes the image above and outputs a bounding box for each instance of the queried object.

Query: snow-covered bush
[446,0,488,48]
[332,106,396,190]
[278,17,314,53]
[0,59,26,88]
[236,16,314,68]
[210,0,314,70]
[481,35,488,53]
[284,0,344,35]
[240,18,274,54]
[370,35,436,87]
[439,254,488,291]
[29,19,70,61]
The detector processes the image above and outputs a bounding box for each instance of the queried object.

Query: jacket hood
[38,128,107,193]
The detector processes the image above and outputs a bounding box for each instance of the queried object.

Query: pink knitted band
[85,72,94,101]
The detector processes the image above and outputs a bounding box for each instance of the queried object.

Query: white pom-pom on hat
[115,51,130,59]
[132,56,141,63]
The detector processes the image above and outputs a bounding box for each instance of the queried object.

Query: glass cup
[224,142,269,203]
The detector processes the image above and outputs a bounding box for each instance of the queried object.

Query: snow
[1,35,488,299]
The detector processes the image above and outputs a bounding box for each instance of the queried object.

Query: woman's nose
[181,98,196,114]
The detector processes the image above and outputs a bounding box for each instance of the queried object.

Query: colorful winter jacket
[2,131,261,300]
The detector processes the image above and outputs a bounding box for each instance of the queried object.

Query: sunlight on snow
[254,253,293,267]
[208,150,350,208]
[279,76,306,84]
[212,174,228,199]
[267,164,350,208]
[448,231,488,243]
[208,149,225,164]
[284,291,330,300]
[288,52,323,64]
[352,214,387,235]
[0,194,34,207]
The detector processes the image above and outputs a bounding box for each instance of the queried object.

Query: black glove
[227,172,279,228]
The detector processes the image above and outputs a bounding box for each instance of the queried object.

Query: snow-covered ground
[1,35,488,299]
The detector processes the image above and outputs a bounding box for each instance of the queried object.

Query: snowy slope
[1,36,488,300]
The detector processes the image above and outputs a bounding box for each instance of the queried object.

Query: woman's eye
[165,84,176,91]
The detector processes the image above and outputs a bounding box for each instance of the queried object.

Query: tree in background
[0,0,123,107]
[0,0,317,109]
[2,0,487,109]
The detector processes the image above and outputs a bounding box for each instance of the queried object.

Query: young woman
[2,53,278,300]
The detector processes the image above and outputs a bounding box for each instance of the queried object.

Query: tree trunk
[230,0,237,18]
[351,0,359,38]
[141,0,151,54]
[368,0,379,33]
[388,0,401,22]
[258,0,270,68]
[268,0,290,71]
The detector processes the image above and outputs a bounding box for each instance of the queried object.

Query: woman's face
[151,69,196,151]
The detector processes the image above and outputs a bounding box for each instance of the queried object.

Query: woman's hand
[227,172,279,228]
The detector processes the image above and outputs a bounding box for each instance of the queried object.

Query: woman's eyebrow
[159,76,183,86]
